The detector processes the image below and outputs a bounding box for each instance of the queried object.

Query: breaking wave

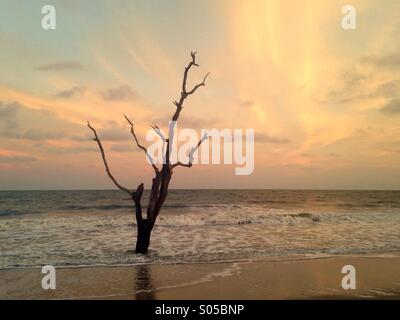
[1,189,400,268]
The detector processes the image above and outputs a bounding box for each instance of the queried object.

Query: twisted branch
[186,72,210,95]
[87,121,132,196]
[171,51,210,122]
[171,133,209,169]
[124,114,159,173]
[152,125,166,164]
[169,52,210,165]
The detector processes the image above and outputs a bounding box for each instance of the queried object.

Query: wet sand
[1,256,400,299]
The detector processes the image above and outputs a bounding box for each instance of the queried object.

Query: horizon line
[1,188,399,192]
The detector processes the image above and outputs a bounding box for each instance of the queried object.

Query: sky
[0,0,400,190]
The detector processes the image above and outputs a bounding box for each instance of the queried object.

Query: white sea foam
[1,190,400,268]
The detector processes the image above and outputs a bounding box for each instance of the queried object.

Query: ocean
[1,189,400,269]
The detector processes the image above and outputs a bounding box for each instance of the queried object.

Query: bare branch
[87,121,132,196]
[146,173,161,221]
[152,125,167,164]
[181,52,209,96]
[124,114,159,173]
[181,51,198,94]
[133,183,144,202]
[168,52,210,165]
[132,183,144,224]
[186,72,210,96]
[172,52,210,121]
[151,125,166,142]
[171,133,209,169]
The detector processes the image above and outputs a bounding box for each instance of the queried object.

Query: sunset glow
[1,0,400,189]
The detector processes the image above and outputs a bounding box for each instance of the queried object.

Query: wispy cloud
[0,101,83,141]
[324,53,400,106]
[100,85,138,102]
[37,62,84,71]
[150,114,220,129]
[89,120,130,141]
[380,99,400,115]
[239,100,255,108]
[256,133,291,144]
[0,155,38,163]
[54,86,85,99]
[110,143,138,153]
[40,145,98,154]
[361,53,400,69]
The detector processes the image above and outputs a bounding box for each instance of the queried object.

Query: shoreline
[2,254,400,299]
[2,251,400,270]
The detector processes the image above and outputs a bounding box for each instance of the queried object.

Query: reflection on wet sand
[134,264,155,300]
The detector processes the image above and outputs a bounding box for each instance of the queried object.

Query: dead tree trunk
[135,219,153,254]
[88,52,209,254]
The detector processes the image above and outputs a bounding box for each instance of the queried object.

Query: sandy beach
[2,255,400,300]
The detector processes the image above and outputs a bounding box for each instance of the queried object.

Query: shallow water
[1,189,400,268]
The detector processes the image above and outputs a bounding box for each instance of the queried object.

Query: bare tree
[88,52,209,254]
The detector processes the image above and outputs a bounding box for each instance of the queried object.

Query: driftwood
[88,52,209,253]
